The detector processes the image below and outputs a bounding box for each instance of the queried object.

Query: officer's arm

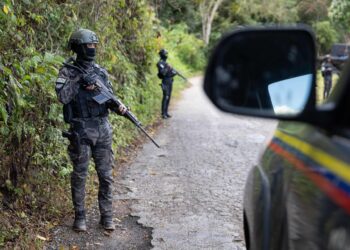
[55,67,80,104]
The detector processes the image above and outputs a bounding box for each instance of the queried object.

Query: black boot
[73,210,87,232]
[100,216,115,231]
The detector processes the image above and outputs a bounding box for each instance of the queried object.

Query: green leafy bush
[313,21,338,55]
[162,23,206,73]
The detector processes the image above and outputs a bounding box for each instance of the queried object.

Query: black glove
[81,72,98,86]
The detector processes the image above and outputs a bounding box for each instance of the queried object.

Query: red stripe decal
[268,141,350,214]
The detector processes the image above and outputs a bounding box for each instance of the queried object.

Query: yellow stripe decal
[274,130,350,183]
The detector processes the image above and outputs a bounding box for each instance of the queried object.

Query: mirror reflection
[209,30,315,117]
[268,74,312,114]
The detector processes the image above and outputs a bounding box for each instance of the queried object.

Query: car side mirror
[204,27,317,119]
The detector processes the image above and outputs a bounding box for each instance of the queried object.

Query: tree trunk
[200,0,224,44]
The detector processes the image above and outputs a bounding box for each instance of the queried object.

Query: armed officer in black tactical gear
[55,28,127,232]
[157,49,177,119]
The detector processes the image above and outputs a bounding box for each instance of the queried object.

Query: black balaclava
[75,44,96,62]
[159,49,168,61]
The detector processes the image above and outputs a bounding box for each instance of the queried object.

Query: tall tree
[198,0,224,44]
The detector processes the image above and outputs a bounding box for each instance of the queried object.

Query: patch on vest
[56,77,67,84]
[55,78,67,90]
[55,83,64,90]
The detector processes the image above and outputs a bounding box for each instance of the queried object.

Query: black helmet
[68,28,99,49]
[159,49,168,59]
[68,28,99,61]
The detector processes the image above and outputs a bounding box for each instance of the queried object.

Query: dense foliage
[0,0,205,247]
[153,0,348,55]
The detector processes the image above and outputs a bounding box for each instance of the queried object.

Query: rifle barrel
[124,111,160,148]
[137,125,160,148]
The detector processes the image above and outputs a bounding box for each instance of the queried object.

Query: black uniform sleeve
[55,66,81,104]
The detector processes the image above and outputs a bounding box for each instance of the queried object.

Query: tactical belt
[70,116,108,129]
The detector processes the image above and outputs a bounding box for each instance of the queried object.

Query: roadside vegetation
[0,0,349,248]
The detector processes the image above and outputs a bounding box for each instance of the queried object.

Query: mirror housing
[204,26,317,120]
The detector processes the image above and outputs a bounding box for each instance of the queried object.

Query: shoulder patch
[56,77,67,84]
[55,77,67,91]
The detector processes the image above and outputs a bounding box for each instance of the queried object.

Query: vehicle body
[204,27,350,249]
[331,43,349,68]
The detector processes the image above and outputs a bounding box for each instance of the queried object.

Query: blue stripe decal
[272,137,350,196]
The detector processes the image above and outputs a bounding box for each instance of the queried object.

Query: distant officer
[55,28,127,232]
[157,49,176,119]
[321,55,335,99]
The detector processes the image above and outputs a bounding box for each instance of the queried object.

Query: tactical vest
[64,65,110,122]
[322,62,333,77]
[157,60,176,86]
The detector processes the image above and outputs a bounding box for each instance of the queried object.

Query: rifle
[63,60,160,148]
[173,69,188,81]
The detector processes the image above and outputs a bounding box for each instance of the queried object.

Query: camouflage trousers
[68,117,114,217]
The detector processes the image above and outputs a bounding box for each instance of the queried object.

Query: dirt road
[47,76,276,250]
